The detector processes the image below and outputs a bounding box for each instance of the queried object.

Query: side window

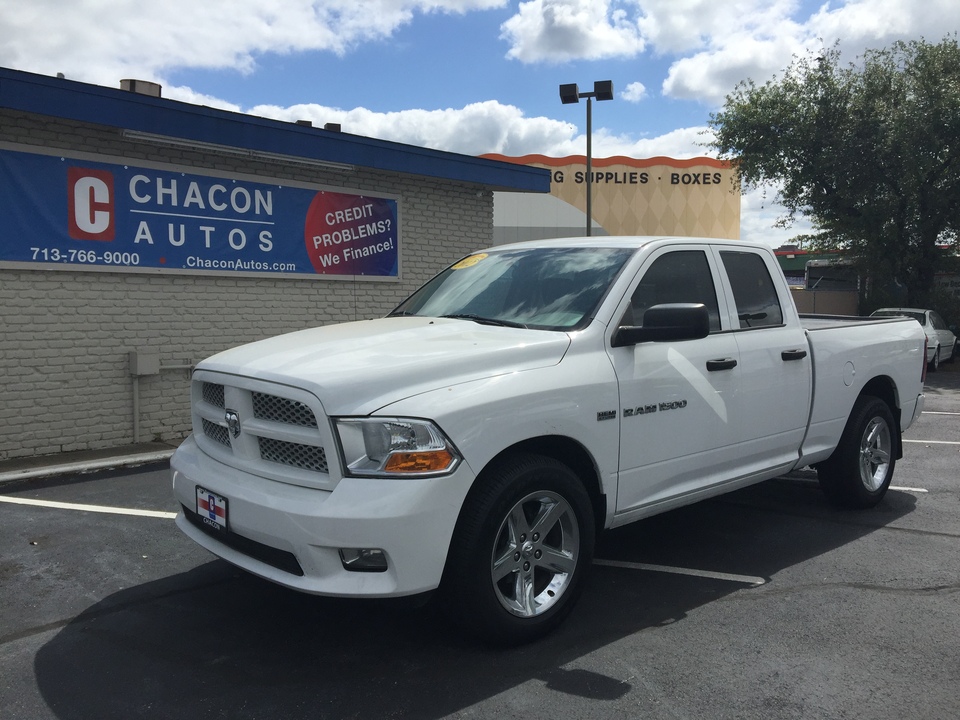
[623,250,721,331]
[929,312,944,330]
[720,251,784,329]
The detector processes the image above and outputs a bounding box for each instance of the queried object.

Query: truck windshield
[390,247,635,331]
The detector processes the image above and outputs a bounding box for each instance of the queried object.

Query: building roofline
[482,153,731,169]
[0,66,549,193]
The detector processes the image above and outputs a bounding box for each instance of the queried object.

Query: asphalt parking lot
[2,372,958,720]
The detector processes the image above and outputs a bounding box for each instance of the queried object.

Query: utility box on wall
[129,349,161,377]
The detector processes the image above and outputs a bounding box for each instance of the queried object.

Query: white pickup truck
[171,237,926,643]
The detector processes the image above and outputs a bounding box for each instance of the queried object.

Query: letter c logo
[68,167,115,241]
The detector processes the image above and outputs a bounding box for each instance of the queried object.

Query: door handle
[781,349,808,361]
[707,358,738,371]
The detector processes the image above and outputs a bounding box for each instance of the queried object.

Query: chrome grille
[258,437,328,473]
[202,382,225,408]
[193,375,333,488]
[202,418,230,447]
[253,392,318,427]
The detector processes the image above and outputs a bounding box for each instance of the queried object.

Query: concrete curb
[0,449,175,484]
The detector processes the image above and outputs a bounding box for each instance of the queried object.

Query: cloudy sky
[2,0,957,246]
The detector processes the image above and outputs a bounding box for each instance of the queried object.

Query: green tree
[709,37,960,307]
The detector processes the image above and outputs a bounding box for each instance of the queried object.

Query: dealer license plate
[196,486,228,533]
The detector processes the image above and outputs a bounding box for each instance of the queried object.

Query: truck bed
[799,314,917,331]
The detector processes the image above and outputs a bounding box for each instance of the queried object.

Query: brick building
[0,68,548,462]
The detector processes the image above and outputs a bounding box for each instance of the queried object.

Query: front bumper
[171,435,476,597]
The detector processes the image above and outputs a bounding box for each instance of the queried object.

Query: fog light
[339,548,388,572]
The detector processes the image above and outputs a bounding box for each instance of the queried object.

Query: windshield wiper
[441,314,528,329]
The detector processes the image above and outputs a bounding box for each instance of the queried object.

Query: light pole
[559,80,613,237]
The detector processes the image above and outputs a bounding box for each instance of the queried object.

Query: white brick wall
[0,110,494,460]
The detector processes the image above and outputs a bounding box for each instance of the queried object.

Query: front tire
[817,395,896,509]
[441,453,595,645]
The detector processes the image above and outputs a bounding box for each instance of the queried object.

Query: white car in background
[871,308,957,371]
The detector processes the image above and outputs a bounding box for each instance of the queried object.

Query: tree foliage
[709,37,960,307]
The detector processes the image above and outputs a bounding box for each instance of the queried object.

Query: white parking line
[903,439,960,445]
[593,558,766,586]
[787,475,929,494]
[921,411,960,416]
[0,495,177,519]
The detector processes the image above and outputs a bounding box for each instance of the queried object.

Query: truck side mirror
[612,303,710,347]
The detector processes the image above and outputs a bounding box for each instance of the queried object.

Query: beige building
[484,154,740,243]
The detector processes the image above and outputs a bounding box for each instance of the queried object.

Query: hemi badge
[597,410,617,421]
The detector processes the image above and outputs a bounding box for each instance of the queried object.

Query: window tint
[624,250,721,331]
[720,251,784,328]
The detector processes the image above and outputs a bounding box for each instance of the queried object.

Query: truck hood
[197,316,571,415]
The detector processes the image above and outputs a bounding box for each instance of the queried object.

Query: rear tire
[817,395,896,509]
[929,345,940,372]
[441,453,595,645]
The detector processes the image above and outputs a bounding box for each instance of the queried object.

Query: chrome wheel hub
[859,416,891,491]
[490,490,579,618]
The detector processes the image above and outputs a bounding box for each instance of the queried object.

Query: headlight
[334,417,461,477]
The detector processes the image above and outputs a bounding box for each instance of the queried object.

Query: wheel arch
[858,375,903,460]
[473,435,606,535]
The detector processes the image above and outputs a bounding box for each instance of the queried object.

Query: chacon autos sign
[0,146,400,279]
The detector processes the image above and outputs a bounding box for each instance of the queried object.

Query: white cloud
[663,35,804,105]
[0,0,506,85]
[164,86,244,112]
[739,186,813,247]
[634,0,750,54]
[657,0,960,105]
[246,99,577,156]
[593,126,714,159]
[500,0,645,63]
[621,81,647,102]
[808,0,949,47]
[245,95,716,160]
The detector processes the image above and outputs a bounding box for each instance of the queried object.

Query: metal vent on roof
[120,79,162,97]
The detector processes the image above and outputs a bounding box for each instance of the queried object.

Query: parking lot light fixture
[558,80,614,236]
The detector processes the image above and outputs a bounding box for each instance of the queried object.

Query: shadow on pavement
[33,478,916,719]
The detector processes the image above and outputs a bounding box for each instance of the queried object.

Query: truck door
[609,246,743,515]
[714,248,812,473]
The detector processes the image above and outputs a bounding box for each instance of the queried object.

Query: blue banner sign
[0,147,399,278]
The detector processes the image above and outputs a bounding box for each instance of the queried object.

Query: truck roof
[488,236,764,252]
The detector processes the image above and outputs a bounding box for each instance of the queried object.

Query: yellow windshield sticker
[451,253,488,270]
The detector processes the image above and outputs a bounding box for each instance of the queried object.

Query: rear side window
[720,251,784,329]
